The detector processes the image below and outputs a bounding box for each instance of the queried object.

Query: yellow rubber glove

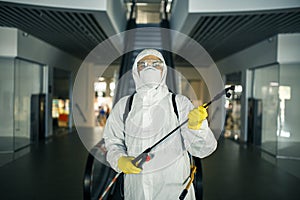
[118,156,142,174]
[188,105,208,130]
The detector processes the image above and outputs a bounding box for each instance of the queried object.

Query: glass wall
[251,63,300,177]
[14,59,43,150]
[0,57,43,152]
[252,64,279,156]
[252,63,300,157]
[278,63,300,159]
[0,58,14,152]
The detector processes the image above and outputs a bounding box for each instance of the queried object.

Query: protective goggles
[137,60,163,71]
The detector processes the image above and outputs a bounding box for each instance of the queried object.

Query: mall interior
[0,0,300,199]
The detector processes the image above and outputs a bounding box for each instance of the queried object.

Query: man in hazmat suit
[103,49,217,200]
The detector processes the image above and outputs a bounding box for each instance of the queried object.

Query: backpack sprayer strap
[179,165,197,200]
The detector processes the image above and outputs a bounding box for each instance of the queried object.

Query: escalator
[83,1,203,199]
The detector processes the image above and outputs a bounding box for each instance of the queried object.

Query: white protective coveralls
[103,49,217,200]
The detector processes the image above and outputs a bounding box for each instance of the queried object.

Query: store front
[52,68,71,133]
[94,77,114,127]
[0,57,46,152]
[250,63,300,159]
[224,72,243,141]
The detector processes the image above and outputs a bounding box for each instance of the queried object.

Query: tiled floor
[0,130,299,200]
[0,131,88,200]
[201,138,300,200]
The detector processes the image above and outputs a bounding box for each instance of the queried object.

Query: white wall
[189,0,300,13]
[170,0,189,33]
[107,0,127,33]
[0,27,17,57]
[217,36,278,74]
[17,30,81,72]
[72,63,96,127]
[278,33,300,64]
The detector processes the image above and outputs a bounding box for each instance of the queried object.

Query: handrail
[193,156,203,200]
[129,0,137,20]
[75,103,87,122]
[83,140,124,200]
[162,0,168,21]
[83,153,95,200]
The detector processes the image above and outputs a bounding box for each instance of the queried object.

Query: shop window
[52,99,69,128]
[94,78,114,127]
[224,84,242,141]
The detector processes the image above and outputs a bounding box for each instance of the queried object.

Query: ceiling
[0,1,300,63]
[0,1,108,59]
[188,8,300,61]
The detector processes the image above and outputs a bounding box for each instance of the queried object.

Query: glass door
[14,59,43,150]
[278,63,300,159]
[0,58,14,152]
[252,64,279,156]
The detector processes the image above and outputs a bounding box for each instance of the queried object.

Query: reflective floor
[0,130,88,199]
[0,130,299,200]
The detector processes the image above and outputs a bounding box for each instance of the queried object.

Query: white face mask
[139,67,162,85]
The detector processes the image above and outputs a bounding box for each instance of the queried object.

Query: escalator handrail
[83,153,95,200]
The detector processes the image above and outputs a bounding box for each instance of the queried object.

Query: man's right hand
[118,156,142,174]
